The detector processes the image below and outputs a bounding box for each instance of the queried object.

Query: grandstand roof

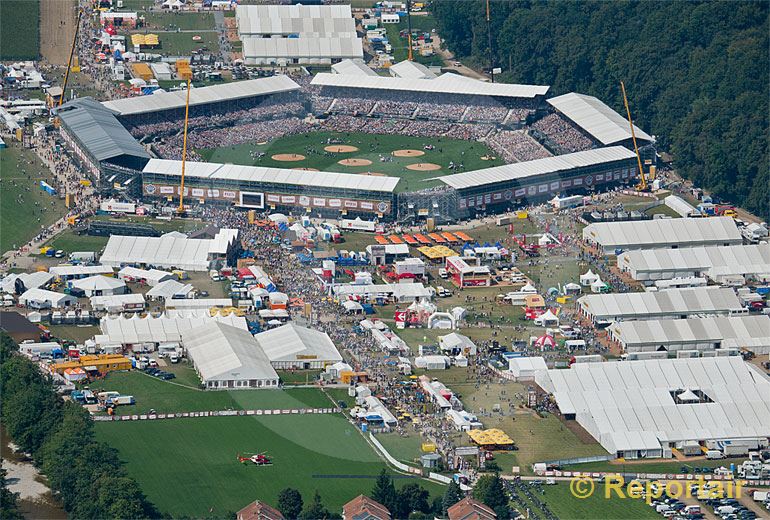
[583,217,743,251]
[331,58,378,77]
[618,243,770,280]
[577,287,743,321]
[547,92,653,145]
[439,146,636,190]
[389,60,437,79]
[56,98,150,163]
[534,357,770,452]
[236,4,356,35]
[142,159,401,193]
[311,72,549,99]
[101,76,299,116]
[242,37,363,60]
[608,315,770,352]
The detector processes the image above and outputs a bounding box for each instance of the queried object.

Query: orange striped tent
[388,235,403,244]
[455,231,473,242]
[441,232,460,243]
[374,235,389,245]
[414,234,432,245]
[402,235,418,245]
[428,233,446,243]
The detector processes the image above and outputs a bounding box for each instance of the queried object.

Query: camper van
[706,450,726,460]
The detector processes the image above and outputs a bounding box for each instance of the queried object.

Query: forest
[432,0,769,220]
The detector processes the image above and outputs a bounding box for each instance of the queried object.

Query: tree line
[432,0,769,220]
[0,333,160,519]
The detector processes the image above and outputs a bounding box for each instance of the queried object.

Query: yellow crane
[59,8,83,109]
[620,81,647,191]
[177,78,192,214]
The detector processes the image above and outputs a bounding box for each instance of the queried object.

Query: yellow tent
[467,428,515,447]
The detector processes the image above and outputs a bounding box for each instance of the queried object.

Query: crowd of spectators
[531,113,594,154]
[488,130,553,163]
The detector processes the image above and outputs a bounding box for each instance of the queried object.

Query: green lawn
[88,371,336,415]
[383,15,443,66]
[1,144,68,254]
[148,30,219,57]
[95,415,445,517]
[374,431,426,466]
[43,231,109,254]
[513,482,658,520]
[142,11,215,31]
[276,369,322,385]
[47,325,101,344]
[0,0,39,60]
[197,131,502,193]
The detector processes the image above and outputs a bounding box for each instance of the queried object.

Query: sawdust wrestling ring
[392,149,426,158]
[406,163,442,171]
[272,153,306,161]
[324,145,359,153]
[338,158,373,166]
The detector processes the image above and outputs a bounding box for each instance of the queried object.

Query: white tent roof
[102,76,299,116]
[677,389,699,401]
[183,322,278,383]
[508,356,548,374]
[578,287,743,321]
[1,271,54,293]
[146,279,194,299]
[164,298,233,310]
[242,37,363,60]
[236,4,356,35]
[90,293,145,310]
[254,323,342,363]
[583,217,742,251]
[389,60,436,79]
[118,266,174,283]
[608,315,770,351]
[439,332,475,351]
[71,275,126,292]
[143,158,400,193]
[312,71,549,99]
[331,58,378,77]
[99,313,247,344]
[618,243,770,280]
[535,357,770,452]
[342,300,363,311]
[19,288,76,307]
[439,146,636,190]
[49,265,114,278]
[547,92,653,145]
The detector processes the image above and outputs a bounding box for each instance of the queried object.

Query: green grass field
[88,371,335,415]
[153,30,219,56]
[513,482,658,520]
[0,144,67,254]
[95,415,444,517]
[197,131,503,193]
[0,0,39,60]
[142,11,215,31]
[563,457,747,475]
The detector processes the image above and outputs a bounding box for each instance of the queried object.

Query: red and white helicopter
[237,452,272,466]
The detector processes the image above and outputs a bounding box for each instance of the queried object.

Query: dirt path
[40,0,77,65]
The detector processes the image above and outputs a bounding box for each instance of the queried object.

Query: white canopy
[580,270,598,286]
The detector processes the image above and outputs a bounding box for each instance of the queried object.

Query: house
[342,495,390,520]
[237,500,285,520]
[447,497,497,520]
[0,311,41,343]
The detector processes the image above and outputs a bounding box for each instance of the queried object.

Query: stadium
[55,62,655,222]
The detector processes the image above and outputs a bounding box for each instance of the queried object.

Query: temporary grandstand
[389,60,437,79]
[141,159,400,217]
[607,315,770,354]
[583,217,743,253]
[312,72,549,99]
[439,146,637,214]
[577,287,745,324]
[236,4,363,65]
[102,76,299,118]
[56,98,150,180]
[547,92,654,146]
[535,357,770,458]
[100,229,239,271]
[254,323,342,369]
[331,58,378,77]
[183,322,279,389]
[617,243,770,285]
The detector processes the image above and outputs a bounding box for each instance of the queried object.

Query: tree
[371,469,397,513]
[0,466,23,520]
[471,474,493,503]
[300,490,331,520]
[277,488,303,519]
[482,474,509,520]
[441,481,462,516]
[394,483,430,519]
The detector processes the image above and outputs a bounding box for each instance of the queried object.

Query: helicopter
[237,452,272,466]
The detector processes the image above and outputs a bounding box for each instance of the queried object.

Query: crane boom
[177,78,192,214]
[620,81,647,190]
[60,8,83,107]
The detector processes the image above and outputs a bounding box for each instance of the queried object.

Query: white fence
[93,407,340,422]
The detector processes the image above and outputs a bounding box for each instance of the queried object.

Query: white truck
[705,449,726,459]
[109,395,135,406]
